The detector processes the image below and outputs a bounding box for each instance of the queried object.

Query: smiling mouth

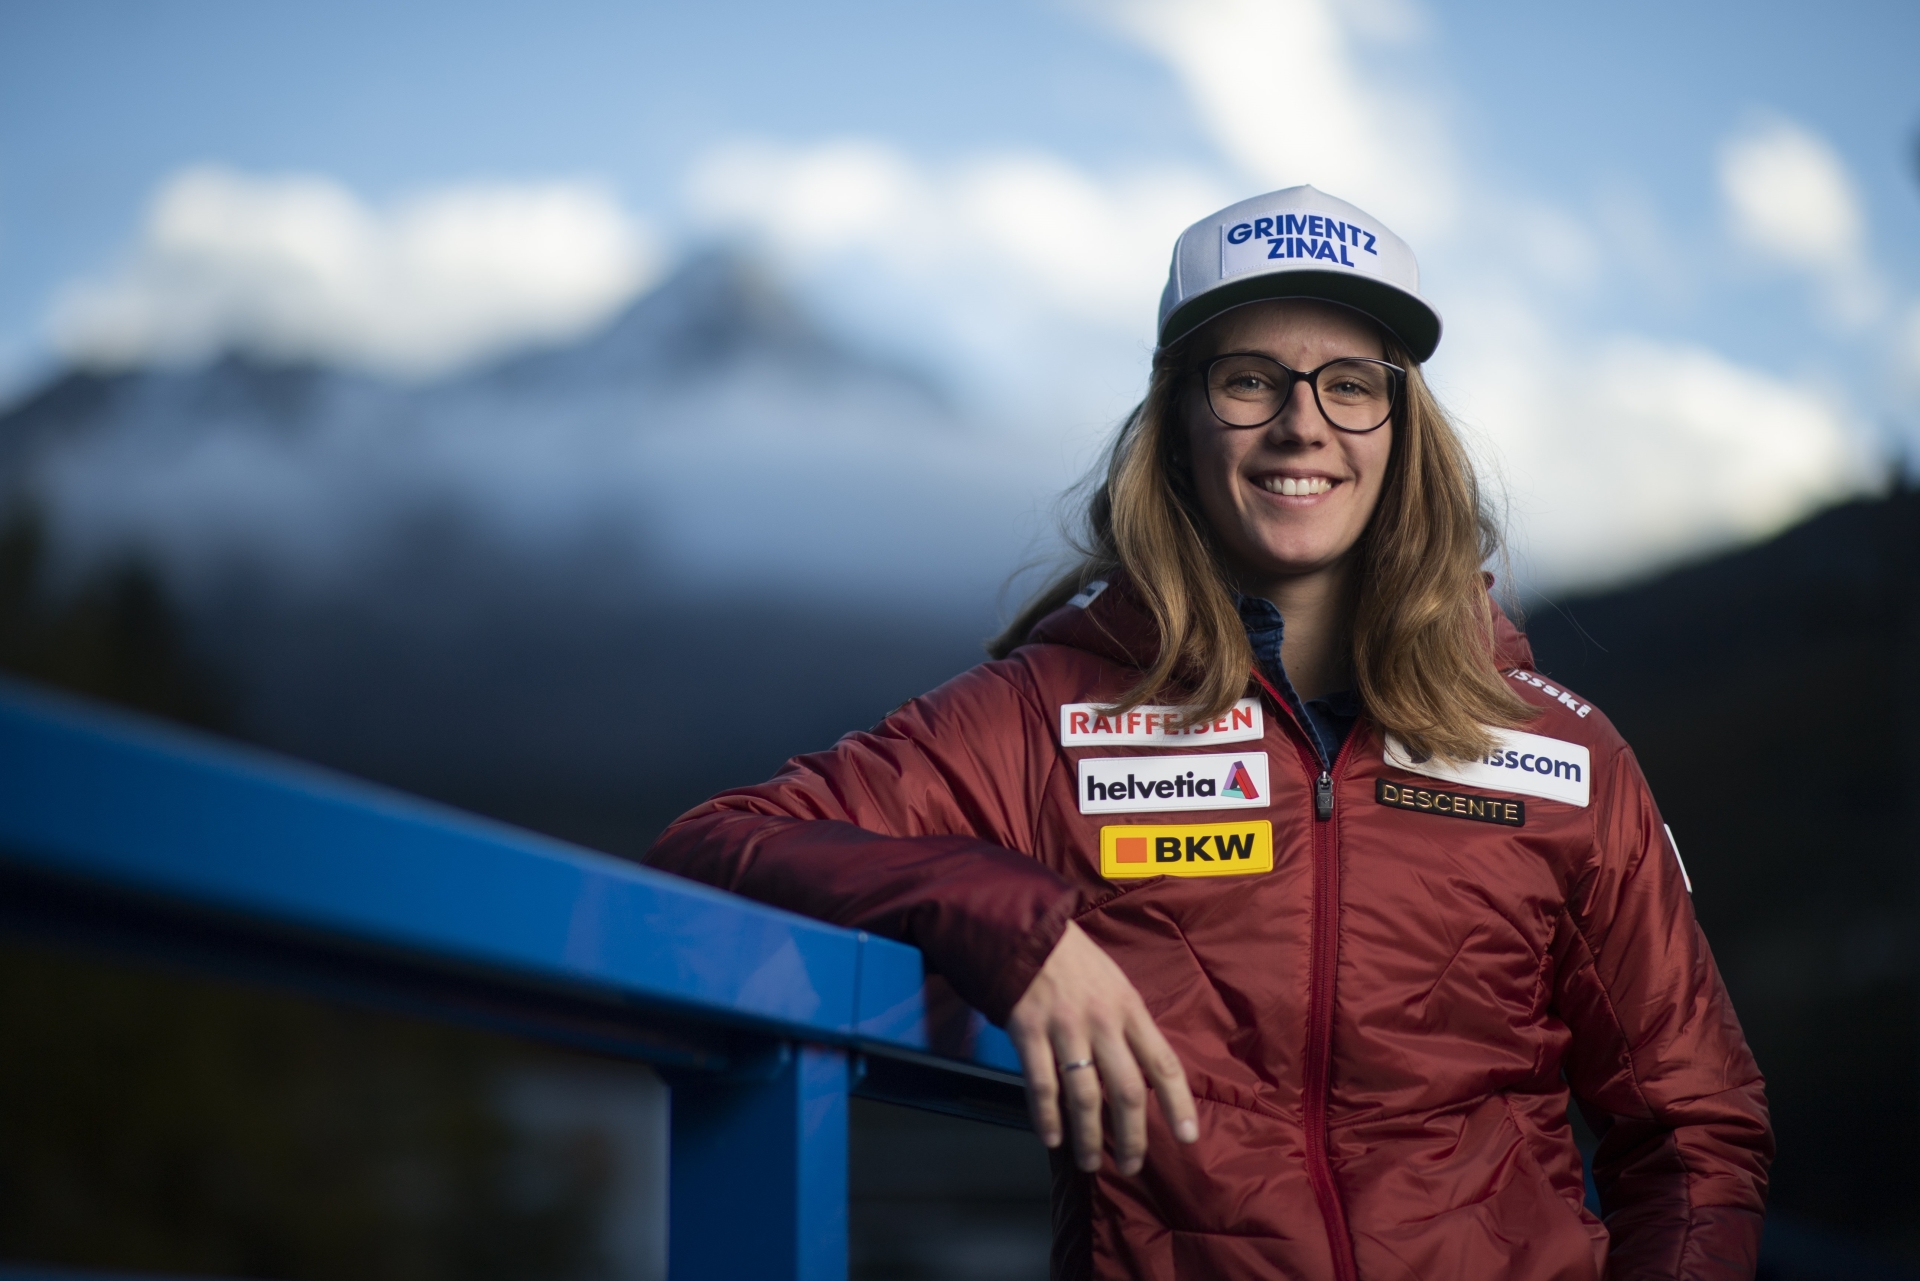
[1258,476,1335,497]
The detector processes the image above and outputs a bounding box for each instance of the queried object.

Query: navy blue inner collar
[1233,592,1361,768]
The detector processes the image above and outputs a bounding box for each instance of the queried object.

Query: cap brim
[1159,270,1441,363]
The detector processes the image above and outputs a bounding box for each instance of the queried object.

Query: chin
[1242,546,1346,580]
[1245,530,1349,571]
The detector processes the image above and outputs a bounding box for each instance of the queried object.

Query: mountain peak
[598,251,829,366]
[480,250,940,404]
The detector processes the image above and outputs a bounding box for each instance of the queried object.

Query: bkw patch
[1099,821,1274,879]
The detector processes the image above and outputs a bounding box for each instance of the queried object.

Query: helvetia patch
[1077,753,1270,814]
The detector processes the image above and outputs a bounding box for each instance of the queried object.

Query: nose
[1267,374,1328,445]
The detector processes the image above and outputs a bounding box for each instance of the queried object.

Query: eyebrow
[1202,348,1389,367]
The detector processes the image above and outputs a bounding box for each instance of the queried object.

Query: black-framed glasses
[1203,352,1405,433]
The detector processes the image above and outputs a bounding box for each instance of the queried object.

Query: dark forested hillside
[1524,485,1920,1260]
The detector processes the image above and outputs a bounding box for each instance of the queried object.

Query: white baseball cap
[1157,185,1442,362]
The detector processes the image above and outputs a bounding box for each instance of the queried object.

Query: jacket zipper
[1251,670,1361,1281]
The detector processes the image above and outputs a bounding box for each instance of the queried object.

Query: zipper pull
[1315,770,1334,821]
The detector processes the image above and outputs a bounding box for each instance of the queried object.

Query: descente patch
[1060,697,1263,747]
[1383,728,1591,807]
[1077,753,1269,814]
[1375,778,1525,827]
[1100,821,1273,879]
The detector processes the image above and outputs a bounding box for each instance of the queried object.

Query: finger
[1056,1041,1106,1173]
[1127,1009,1199,1145]
[1093,1027,1151,1176]
[1013,1026,1064,1148]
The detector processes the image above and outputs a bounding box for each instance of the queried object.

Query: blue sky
[3,0,1917,587]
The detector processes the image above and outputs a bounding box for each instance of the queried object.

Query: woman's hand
[1006,920,1200,1175]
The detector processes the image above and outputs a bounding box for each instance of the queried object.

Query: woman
[646,185,1772,1281]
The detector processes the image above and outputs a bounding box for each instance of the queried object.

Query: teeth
[1261,477,1332,496]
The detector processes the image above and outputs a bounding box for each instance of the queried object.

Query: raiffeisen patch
[1059,698,1263,748]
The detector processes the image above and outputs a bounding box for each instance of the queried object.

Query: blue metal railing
[0,677,1027,1280]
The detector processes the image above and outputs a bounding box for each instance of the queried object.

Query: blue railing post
[668,1042,850,1280]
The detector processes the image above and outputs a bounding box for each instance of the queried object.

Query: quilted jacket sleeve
[643,659,1082,1025]
[1551,741,1773,1281]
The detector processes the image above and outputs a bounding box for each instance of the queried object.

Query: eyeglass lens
[1206,355,1398,432]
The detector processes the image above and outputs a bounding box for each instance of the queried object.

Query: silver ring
[1060,1057,1096,1073]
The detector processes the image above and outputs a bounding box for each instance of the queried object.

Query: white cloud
[1439,292,1875,586]
[1719,119,1863,268]
[1341,0,1429,43]
[50,166,661,378]
[687,139,1221,325]
[1587,339,1870,546]
[686,140,919,260]
[1717,117,1881,326]
[684,137,1228,426]
[1106,0,1460,241]
[955,155,1206,318]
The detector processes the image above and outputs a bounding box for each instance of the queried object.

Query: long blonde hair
[991,321,1534,761]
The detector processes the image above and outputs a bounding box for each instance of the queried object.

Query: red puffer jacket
[646,577,1772,1281]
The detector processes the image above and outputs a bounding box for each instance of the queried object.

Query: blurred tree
[0,940,616,1280]
[0,509,622,1278]
[0,500,228,728]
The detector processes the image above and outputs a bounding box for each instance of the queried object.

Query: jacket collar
[1026,571,1164,670]
[1487,578,1535,671]
[1023,569,1537,675]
